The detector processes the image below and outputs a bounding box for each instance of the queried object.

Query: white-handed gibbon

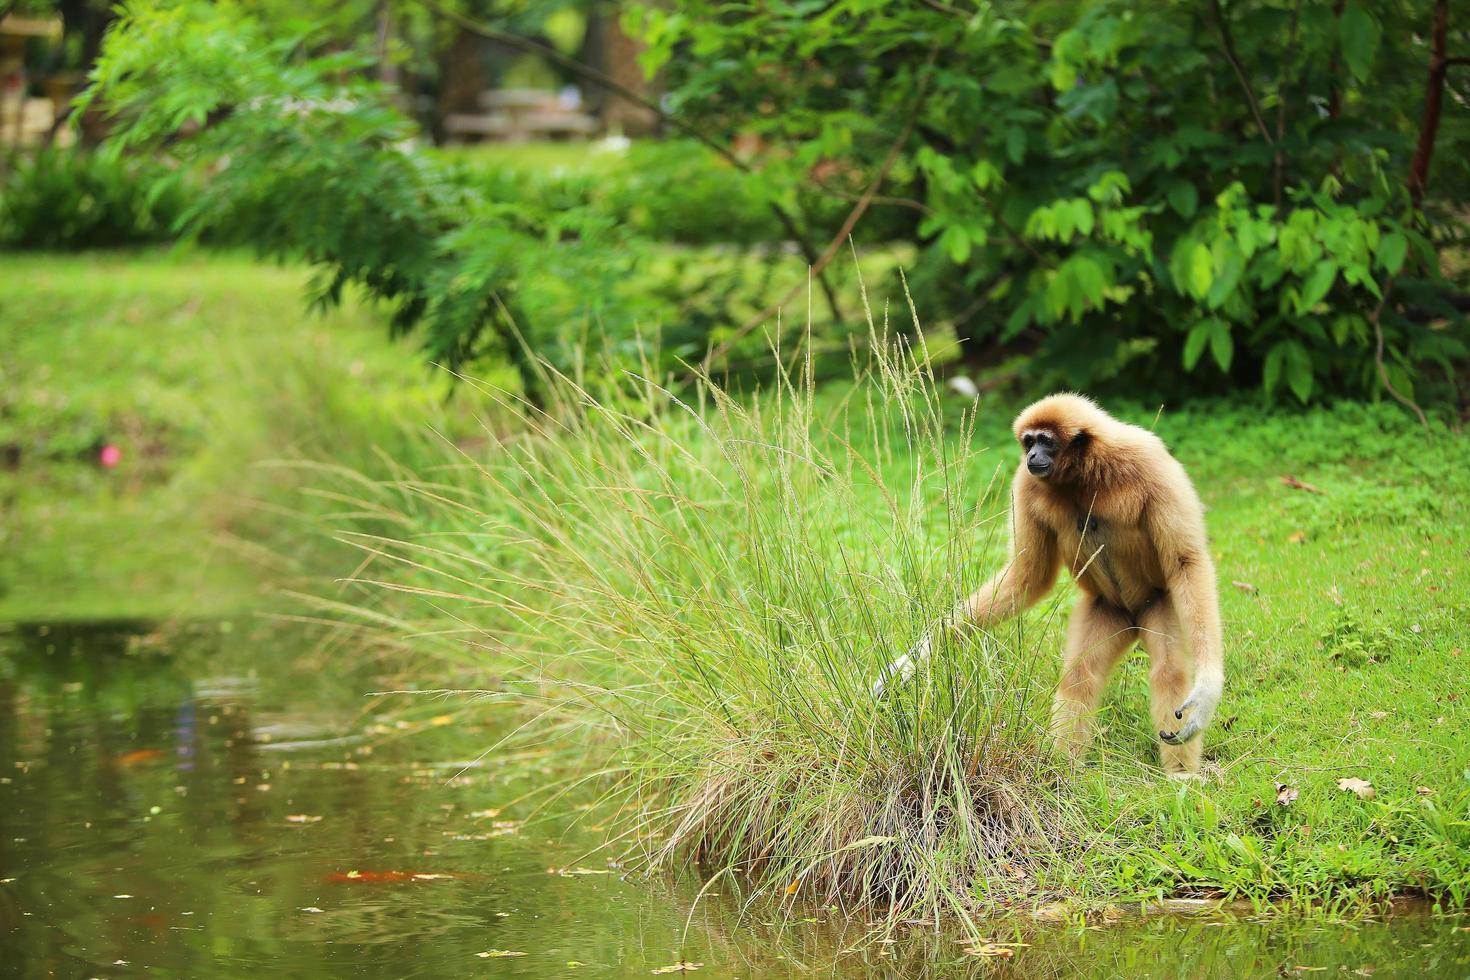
[876,393,1224,776]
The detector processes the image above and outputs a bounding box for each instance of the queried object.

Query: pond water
[2,620,1467,978]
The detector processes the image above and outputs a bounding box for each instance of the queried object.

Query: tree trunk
[1407,0,1449,208]
[433,27,486,143]
[583,2,659,136]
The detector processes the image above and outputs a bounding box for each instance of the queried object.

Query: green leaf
[1340,3,1381,83]
[1378,231,1407,274]
[1298,261,1337,312]
[1183,320,1210,370]
[942,224,971,264]
[1285,342,1313,403]
[1166,182,1198,219]
[1209,318,1234,371]
[972,159,1001,191]
[1005,126,1026,165]
[1206,242,1244,309]
[1072,199,1095,237]
[1263,343,1285,396]
[1189,242,1213,299]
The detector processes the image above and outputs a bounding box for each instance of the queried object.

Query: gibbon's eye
[1037,433,1055,450]
[1022,434,1035,450]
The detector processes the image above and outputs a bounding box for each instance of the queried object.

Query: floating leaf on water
[1337,777,1375,800]
[549,867,611,877]
[476,950,526,958]
[324,870,458,883]
[113,894,134,899]
[651,963,703,974]
[117,749,164,767]
[299,907,324,913]
[286,814,323,824]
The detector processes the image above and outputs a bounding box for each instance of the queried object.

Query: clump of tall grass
[309,323,1092,924]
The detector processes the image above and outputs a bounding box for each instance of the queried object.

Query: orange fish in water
[116,749,164,767]
[323,871,459,884]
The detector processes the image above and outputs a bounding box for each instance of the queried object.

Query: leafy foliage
[0,148,187,249]
[78,0,632,400]
[633,0,1469,402]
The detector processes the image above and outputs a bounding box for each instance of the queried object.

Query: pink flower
[99,444,121,468]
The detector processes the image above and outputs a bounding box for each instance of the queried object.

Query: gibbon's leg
[1052,596,1136,760]
[1137,594,1203,776]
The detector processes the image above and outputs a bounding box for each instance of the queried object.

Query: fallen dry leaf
[1275,783,1299,806]
[1287,531,1308,544]
[1416,786,1435,796]
[785,879,800,895]
[1232,581,1258,594]
[651,962,703,974]
[1279,475,1324,494]
[1337,777,1376,800]
[430,715,454,727]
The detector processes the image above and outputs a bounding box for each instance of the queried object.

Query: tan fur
[881,393,1224,775]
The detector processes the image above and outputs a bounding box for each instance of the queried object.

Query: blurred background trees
[3,0,1466,409]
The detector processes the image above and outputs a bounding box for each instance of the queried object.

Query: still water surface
[2,620,1467,978]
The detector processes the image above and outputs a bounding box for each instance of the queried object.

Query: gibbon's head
[1012,392,1108,482]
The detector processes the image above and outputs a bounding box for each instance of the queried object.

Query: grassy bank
[298,332,1470,926]
[5,250,1467,929]
[0,249,475,621]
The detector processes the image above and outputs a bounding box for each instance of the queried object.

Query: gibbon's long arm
[959,492,1061,628]
[1149,496,1224,744]
[872,483,1060,698]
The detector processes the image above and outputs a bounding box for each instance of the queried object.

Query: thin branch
[411,0,845,319]
[696,47,942,375]
[1370,278,1430,431]
[1206,0,1274,145]
[809,177,934,216]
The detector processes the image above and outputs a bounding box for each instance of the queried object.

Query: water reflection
[0,620,1466,978]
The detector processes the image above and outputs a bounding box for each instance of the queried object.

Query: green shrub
[633,0,1470,402]
[0,149,187,249]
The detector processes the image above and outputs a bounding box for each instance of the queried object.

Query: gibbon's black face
[1021,429,1057,479]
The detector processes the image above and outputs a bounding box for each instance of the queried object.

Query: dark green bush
[0,149,187,249]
